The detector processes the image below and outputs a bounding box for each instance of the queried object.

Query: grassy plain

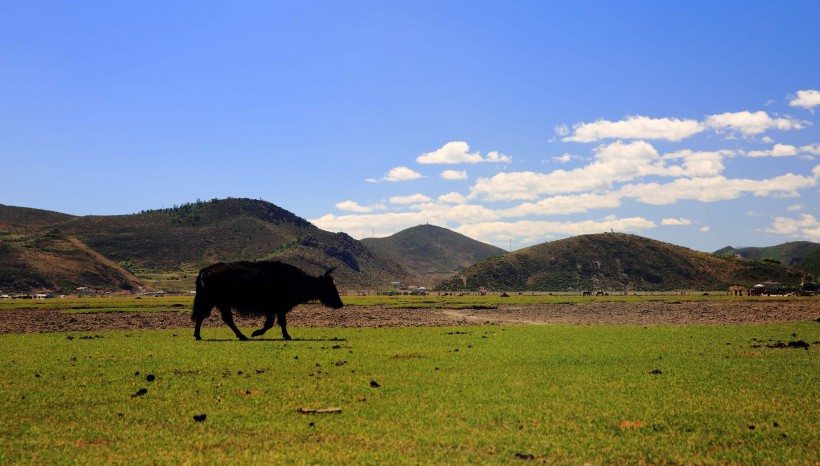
[0,320,817,464]
[0,292,806,314]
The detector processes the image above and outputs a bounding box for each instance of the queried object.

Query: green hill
[362,224,507,286]
[794,249,820,276]
[714,241,820,270]
[0,227,146,293]
[437,233,812,292]
[0,199,413,293]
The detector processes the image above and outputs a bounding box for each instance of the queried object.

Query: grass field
[1,292,808,313]
[0,321,817,464]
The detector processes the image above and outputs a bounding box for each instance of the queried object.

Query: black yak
[192,260,343,341]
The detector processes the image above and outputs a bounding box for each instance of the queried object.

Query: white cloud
[699,226,711,233]
[416,141,511,164]
[454,216,657,246]
[438,192,467,204]
[554,124,569,137]
[788,89,820,110]
[662,149,728,177]
[563,116,704,142]
[311,202,500,239]
[551,153,573,163]
[746,144,799,157]
[619,173,818,205]
[366,166,423,183]
[470,140,677,201]
[799,143,820,155]
[763,214,820,241]
[501,192,622,218]
[705,111,805,136]
[662,218,692,226]
[390,194,432,204]
[441,169,468,180]
[786,204,803,212]
[335,200,385,213]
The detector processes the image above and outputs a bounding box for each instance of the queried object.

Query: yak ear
[325,266,337,277]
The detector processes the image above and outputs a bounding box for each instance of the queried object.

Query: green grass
[1,323,817,464]
[2,293,814,314]
[0,296,192,313]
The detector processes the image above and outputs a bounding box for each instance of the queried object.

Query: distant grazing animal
[191,261,343,341]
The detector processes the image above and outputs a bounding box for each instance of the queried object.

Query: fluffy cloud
[416,141,511,164]
[311,203,499,239]
[746,144,799,157]
[662,150,727,177]
[789,89,820,110]
[500,193,622,218]
[335,200,385,213]
[438,192,467,204]
[470,140,692,201]
[389,194,432,205]
[799,143,820,155]
[454,216,657,246]
[619,173,818,205]
[563,116,704,142]
[366,166,423,183]
[661,218,692,226]
[441,169,468,180]
[705,111,805,136]
[763,214,820,241]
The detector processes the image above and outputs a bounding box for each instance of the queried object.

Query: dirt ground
[1,300,818,335]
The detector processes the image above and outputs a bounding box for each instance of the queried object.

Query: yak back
[198,260,322,316]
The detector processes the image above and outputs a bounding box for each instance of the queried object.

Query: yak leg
[251,314,276,338]
[193,313,207,340]
[218,307,249,341]
[277,312,292,340]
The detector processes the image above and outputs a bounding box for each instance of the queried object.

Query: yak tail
[191,271,211,322]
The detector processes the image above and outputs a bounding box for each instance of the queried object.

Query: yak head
[319,266,344,309]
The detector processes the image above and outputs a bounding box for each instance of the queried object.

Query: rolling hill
[0,199,414,293]
[3,200,816,295]
[794,249,820,277]
[362,224,507,286]
[437,233,813,292]
[714,241,820,270]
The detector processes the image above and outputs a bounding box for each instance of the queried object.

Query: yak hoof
[251,329,265,337]
[237,334,249,341]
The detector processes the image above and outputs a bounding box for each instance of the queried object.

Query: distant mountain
[0,199,413,293]
[714,241,820,272]
[362,224,507,286]
[794,249,820,277]
[0,226,146,293]
[0,204,74,231]
[437,233,812,292]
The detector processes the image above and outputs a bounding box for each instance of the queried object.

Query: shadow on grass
[198,337,348,343]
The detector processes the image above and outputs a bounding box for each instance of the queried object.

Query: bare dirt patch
[0,300,817,335]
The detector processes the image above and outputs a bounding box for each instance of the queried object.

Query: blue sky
[2,1,818,253]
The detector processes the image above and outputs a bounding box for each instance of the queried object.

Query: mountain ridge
[437,233,814,292]
[362,224,507,286]
[2,200,817,294]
